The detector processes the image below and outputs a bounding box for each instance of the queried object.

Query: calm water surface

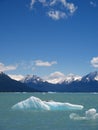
[0,92,98,130]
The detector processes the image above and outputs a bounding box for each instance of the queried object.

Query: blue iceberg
[12,96,83,111]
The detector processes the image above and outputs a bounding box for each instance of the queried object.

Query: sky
[0,0,98,82]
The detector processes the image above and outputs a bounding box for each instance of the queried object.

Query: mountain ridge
[0,71,98,92]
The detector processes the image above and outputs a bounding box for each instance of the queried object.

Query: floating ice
[12,96,83,111]
[70,108,98,120]
[86,108,98,119]
[69,113,86,120]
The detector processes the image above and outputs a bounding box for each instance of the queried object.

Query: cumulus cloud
[34,60,57,67]
[91,57,98,68]
[30,0,77,20]
[44,71,81,84]
[15,60,57,74]
[9,74,24,81]
[44,71,66,83]
[0,63,17,72]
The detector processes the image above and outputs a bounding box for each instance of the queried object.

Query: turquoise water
[0,92,98,130]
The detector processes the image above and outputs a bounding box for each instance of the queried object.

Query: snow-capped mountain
[59,74,81,84]
[21,72,98,84]
[82,71,98,82]
[44,72,81,84]
[21,75,44,84]
[0,71,98,92]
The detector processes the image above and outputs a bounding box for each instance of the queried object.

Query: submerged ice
[12,96,83,111]
[70,108,98,120]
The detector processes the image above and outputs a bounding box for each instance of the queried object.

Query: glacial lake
[0,92,98,130]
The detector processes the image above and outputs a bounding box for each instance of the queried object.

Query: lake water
[0,92,98,130]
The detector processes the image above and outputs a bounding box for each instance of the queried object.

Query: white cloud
[34,60,57,67]
[44,71,81,84]
[91,57,98,68]
[90,1,97,7]
[66,3,77,14]
[48,10,66,20]
[0,63,17,72]
[44,71,65,83]
[30,0,77,20]
[50,0,77,15]
[16,60,57,73]
[9,74,24,81]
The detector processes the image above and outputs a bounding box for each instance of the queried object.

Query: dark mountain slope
[0,72,37,92]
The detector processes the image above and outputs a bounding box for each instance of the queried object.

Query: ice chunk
[12,96,50,110]
[69,113,86,120]
[12,96,83,111]
[44,101,83,111]
[70,108,98,120]
[86,108,98,120]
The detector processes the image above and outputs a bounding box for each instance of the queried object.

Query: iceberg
[70,108,98,120]
[12,96,83,111]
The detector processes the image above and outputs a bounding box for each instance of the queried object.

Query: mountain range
[0,71,98,92]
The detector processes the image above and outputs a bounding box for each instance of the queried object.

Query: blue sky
[0,0,98,81]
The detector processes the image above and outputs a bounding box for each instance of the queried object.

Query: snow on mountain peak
[7,71,98,85]
[44,72,81,84]
[82,71,98,82]
[59,73,82,84]
[21,74,43,84]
